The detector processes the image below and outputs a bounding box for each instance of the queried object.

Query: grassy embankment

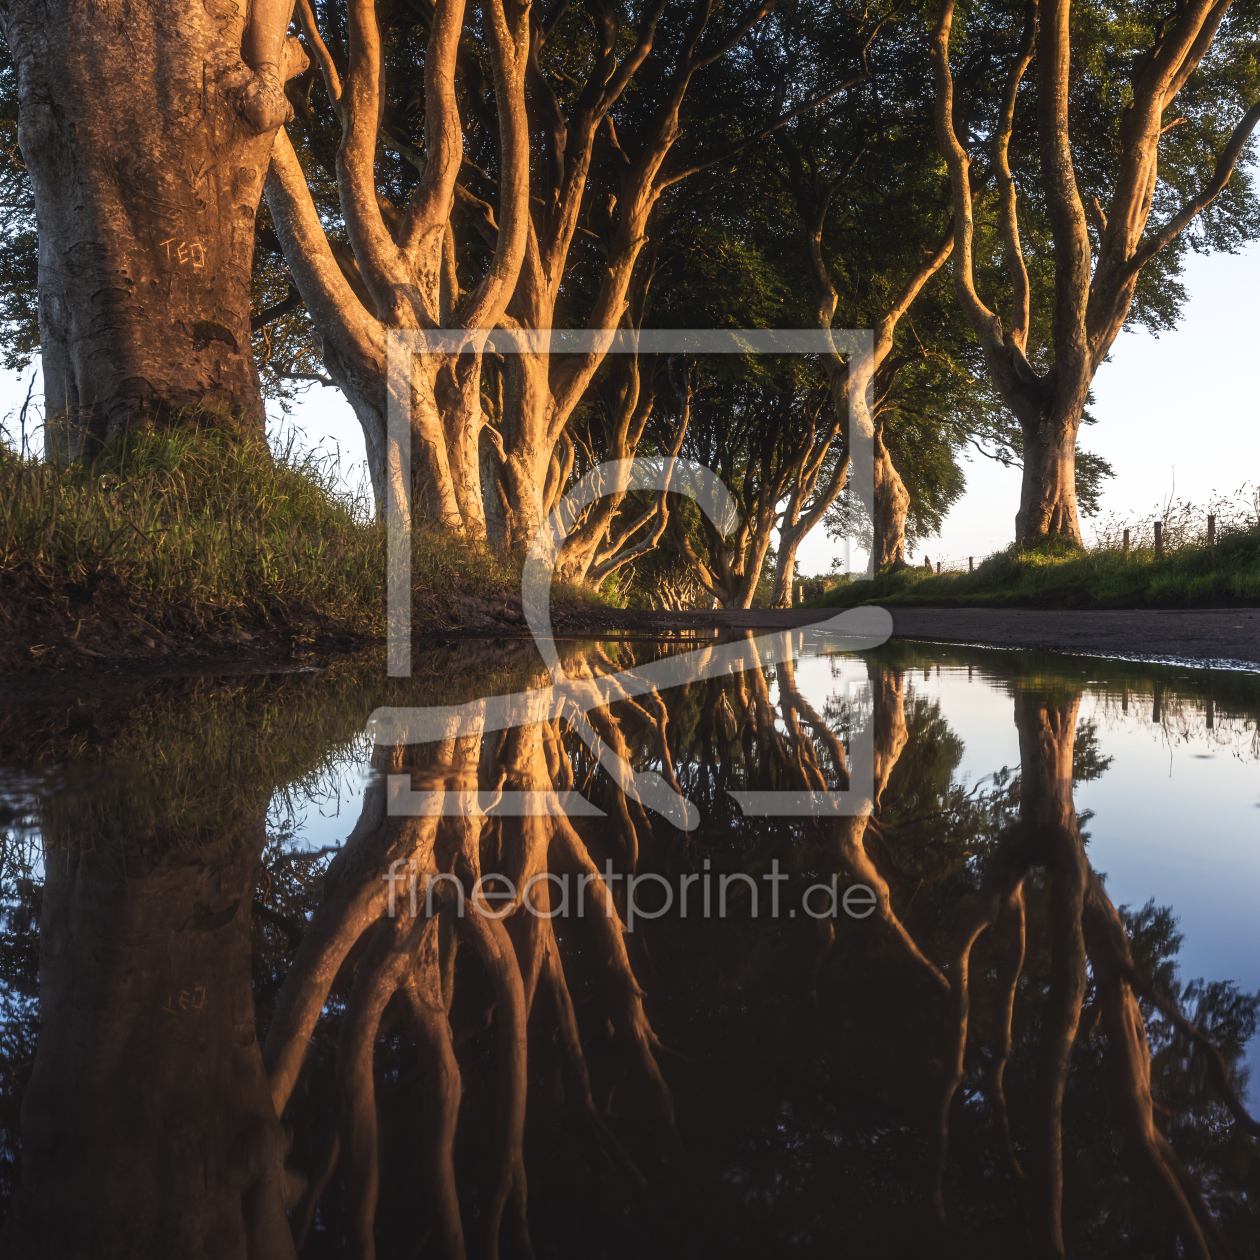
[0,429,594,668]
[812,530,1260,610]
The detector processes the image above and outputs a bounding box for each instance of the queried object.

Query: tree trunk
[2,0,303,461]
[932,0,1259,557]
[729,524,774,609]
[498,351,554,551]
[4,807,295,1259]
[1017,408,1084,548]
[871,431,910,570]
[770,537,799,608]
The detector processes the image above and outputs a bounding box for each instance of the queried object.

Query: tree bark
[769,535,800,608]
[270,0,530,531]
[871,426,910,569]
[1,0,305,460]
[1017,407,1085,544]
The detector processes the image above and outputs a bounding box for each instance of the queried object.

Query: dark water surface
[2,634,1260,1258]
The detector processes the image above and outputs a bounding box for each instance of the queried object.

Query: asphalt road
[622,606,1260,669]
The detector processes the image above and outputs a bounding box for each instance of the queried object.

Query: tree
[670,0,1001,585]
[931,0,1260,547]
[767,13,957,576]
[0,0,307,461]
[267,0,778,545]
[658,368,835,608]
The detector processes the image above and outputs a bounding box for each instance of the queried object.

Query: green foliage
[0,43,37,374]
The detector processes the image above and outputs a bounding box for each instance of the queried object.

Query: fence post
[1122,528,1129,556]
[1208,514,1216,546]
[1154,521,1163,559]
[936,561,941,574]
[796,583,803,605]
[969,556,974,572]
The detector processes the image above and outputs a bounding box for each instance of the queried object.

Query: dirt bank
[4,598,1258,688]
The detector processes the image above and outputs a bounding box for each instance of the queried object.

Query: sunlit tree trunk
[871,428,911,569]
[932,0,1260,547]
[267,0,532,530]
[271,0,770,546]
[770,537,800,607]
[1,0,304,460]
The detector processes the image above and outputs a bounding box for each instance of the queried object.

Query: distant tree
[662,369,840,608]
[931,0,1260,546]
[669,0,1007,587]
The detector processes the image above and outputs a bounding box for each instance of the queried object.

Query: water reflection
[2,642,1259,1257]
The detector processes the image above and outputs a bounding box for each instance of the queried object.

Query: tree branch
[251,284,306,331]
[1125,96,1260,279]
[991,0,1037,354]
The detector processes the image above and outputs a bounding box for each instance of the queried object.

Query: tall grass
[0,430,385,625]
[817,495,1260,610]
[0,425,607,653]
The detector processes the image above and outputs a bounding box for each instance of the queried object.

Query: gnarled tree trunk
[1,0,303,460]
[1016,405,1085,545]
[871,426,910,570]
[932,0,1260,548]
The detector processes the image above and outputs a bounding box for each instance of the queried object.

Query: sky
[3,236,1257,578]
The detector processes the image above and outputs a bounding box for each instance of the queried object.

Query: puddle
[2,636,1258,1255]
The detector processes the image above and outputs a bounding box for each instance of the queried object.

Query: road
[608,606,1260,669]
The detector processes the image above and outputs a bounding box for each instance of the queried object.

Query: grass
[813,528,1260,610]
[0,429,386,629]
[0,428,593,664]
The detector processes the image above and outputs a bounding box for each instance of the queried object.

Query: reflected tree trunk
[6,800,295,1259]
